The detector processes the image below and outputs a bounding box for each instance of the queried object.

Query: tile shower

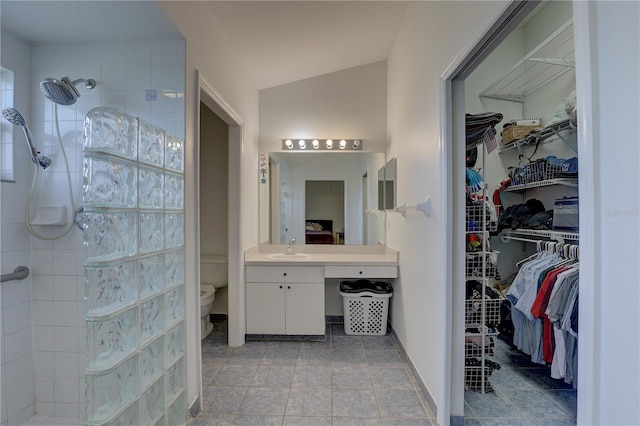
[0,35,185,425]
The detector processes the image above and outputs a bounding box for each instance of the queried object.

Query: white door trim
[439,1,594,423]
[197,71,245,352]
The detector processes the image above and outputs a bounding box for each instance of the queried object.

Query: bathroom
[1,1,639,426]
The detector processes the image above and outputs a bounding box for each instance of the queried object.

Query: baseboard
[189,395,201,419]
[450,415,464,426]
[388,323,438,419]
[209,313,228,321]
[326,315,344,323]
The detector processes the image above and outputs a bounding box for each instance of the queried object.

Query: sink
[266,253,310,261]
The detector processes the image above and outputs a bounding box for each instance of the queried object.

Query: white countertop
[244,245,399,266]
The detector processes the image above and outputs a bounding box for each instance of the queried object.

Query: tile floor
[464,336,577,425]
[192,318,436,426]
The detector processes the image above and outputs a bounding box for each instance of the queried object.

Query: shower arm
[71,78,96,89]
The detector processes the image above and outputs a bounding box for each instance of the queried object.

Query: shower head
[1,107,51,169]
[40,76,96,105]
[2,106,26,126]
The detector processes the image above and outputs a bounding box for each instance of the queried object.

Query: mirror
[259,151,386,246]
[378,157,397,210]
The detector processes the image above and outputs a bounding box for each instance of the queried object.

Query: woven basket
[501,125,542,145]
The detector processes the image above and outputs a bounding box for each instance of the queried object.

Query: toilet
[200,281,228,340]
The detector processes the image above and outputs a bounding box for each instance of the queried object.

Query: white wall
[158,0,261,413]
[259,61,388,152]
[0,31,36,426]
[578,1,640,424]
[385,2,499,425]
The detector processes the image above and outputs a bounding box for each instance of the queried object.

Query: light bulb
[353,139,360,149]
[312,139,320,149]
[339,139,346,149]
[298,139,306,149]
[326,139,333,149]
[285,139,293,149]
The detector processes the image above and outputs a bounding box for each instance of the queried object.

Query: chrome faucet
[287,238,296,254]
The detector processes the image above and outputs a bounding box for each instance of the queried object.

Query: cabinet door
[285,282,325,335]
[246,282,285,334]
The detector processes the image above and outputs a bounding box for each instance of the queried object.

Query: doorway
[442,1,592,424]
[304,180,345,245]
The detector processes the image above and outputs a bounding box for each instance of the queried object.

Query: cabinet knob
[287,286,291,289]
[283,272,287,276]
[279,285,283,289]
[359,271,363,275]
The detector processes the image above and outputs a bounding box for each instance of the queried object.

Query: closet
[462,1,579,419]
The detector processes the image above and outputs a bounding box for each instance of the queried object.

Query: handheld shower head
[40,76,96,105]
[2,107,26,126]
[1,107,51,169]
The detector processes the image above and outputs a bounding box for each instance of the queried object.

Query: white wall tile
[76,301,84,325]
[76,93,102,122]
[1,195,26,224]
[126,67,152,92]
[1,224,30,251]
[102,93,126,112]
[4,328,31,362]
[6,379,34,418]
[51,230,80,251]
[52,102,78,123]
[53,275,77,301]
[35,402,55,416]
[102,66,127,94]
[54,377,78,403]
[127,41,153,68]
[33,300,54,325]
[31,249,54,276]
[5,353,33,390]
[53,301,78,327]
[1,278,31,307]
[101,43,127,67]
[54,326,78,353]
[54,352,79,378]
[52,251,77,277]
[35,376,54,403]
[76,276,84,302]
[152,41,178,68]
[8,403,35,426]
[125,92,151,122]
[32,274,54,301]
[34,352,54,377]
[33,326,55,352]
[54,402,79,418]
[2,301,31,335]
[150,94,177,122]
[77,377,84,408]
[151,66,177,91]
[1,389,7,423]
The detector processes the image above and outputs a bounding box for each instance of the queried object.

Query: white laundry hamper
[340,280,393,336]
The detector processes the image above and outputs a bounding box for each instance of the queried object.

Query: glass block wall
[82,107,186,425]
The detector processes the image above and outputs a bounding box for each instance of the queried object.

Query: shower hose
[25,103,78,240]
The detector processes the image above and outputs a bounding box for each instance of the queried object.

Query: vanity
[244,245,399,336]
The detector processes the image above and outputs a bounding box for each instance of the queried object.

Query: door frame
[439,1,595,423]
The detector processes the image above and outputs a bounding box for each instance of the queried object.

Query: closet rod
[500,235,545,244]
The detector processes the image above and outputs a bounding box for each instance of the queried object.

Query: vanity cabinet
[246,266,325,335]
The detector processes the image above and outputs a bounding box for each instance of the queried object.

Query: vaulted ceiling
[1,1,407,90]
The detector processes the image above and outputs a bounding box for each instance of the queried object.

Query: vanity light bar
[282,139,363,151]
